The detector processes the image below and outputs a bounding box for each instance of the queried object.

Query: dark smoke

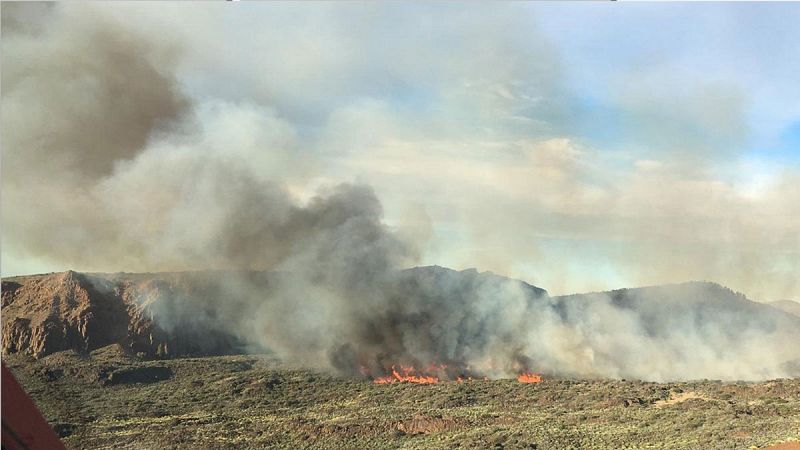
[3,3,799,382]
[1,2,188,177]
[130,266,800,381]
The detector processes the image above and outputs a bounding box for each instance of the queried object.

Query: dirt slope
[2,271,245,359]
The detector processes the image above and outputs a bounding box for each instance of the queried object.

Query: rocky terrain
[1,270,249,359]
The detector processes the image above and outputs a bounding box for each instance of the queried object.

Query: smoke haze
[2,3,799,381]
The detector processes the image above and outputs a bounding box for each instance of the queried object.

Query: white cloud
[2,2,798,302]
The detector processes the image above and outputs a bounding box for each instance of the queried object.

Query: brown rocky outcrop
[1,271,246,359]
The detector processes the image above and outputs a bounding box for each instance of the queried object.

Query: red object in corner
[2,363,68,450]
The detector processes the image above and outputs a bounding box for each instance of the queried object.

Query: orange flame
[517,372,542,383]
[373,365,439,384]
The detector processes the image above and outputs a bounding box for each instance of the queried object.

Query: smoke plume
[2,3,799,382]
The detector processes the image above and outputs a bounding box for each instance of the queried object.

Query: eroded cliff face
[1,271,245,359]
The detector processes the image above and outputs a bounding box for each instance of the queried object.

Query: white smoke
[2,3,799,382]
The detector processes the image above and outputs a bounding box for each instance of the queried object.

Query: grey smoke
[128,267,800,381]
[3,3,799,382]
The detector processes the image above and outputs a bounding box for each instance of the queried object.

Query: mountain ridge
[3,267,799,381]
[769,300,800,318]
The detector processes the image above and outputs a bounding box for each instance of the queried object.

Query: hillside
[769,300,800,318]
[1,267,547,362]
[3,270,800,381]
[552,282,800,380]
[554,282,800,348]
[1,270,249,359]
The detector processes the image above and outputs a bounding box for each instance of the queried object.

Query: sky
[1,2,799,301]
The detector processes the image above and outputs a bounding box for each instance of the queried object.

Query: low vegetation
[5,348,800,449]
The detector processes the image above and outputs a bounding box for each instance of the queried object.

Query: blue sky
[536,2,800,163]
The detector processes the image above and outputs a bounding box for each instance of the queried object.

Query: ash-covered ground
[5,347,800,450]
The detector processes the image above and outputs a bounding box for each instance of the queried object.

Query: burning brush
[373,365,440,384]
[365,363,542,384]
[517,373,543,383]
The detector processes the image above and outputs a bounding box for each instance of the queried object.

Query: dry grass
[4,350,800,449]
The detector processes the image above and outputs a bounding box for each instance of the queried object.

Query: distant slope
[553,282,800,379]
[3,270,799,381]
[554,282,800,340]
[399,265,547,298]
[769,300,800,318]
[1,267,547,361]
